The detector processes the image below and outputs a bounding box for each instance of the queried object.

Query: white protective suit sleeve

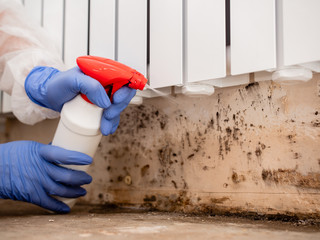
[0,0,66,125]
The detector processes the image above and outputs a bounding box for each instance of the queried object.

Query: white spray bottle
[52,56,148,208]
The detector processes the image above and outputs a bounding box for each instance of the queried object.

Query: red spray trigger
[76,56,148,103]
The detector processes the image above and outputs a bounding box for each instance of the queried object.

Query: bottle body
[52,95,103,208]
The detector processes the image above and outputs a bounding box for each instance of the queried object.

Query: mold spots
[210,197,230,204]
[216,112,221,131]
[262,169,320,189]
[231,172,246,184]
[261,169,271,181]
[294,153,301,159]
[171,180,178,189]
[255,147,262,157]
[160,120,166,130]
[143,195,157,202]
[155,191,190,210]
[287,134,297,144]
[207,118,214,130]
[98,193,103,199]
[203,166,209,171]
[158,145,172,167]
[187,154,195,159]
[226,127,232,137]
[245,82,259,91]
[141,164,150,177]
[311,120,320,127]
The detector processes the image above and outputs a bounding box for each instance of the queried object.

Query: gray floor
[0,199,319,240]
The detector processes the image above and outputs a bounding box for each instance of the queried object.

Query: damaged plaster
[1,74,320,217]
[84,74,320,216]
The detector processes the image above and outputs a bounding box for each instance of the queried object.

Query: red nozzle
[76,56,148,103]
[129,71,148,90]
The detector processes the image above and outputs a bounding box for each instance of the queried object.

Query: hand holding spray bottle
[52,56,148,208]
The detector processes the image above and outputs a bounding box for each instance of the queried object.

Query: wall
[1,74,320,217]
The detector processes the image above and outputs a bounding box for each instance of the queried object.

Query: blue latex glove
[25,66,136,135]
[0,141,92,213]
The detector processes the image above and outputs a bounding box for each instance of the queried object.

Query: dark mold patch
[143,195,157,202]
[187,154,195,159]
[171,180,178,189]
[287,134,297,144]
[262,169,320,189]
[231,172,246,184]
[245,82,259,91]
[98,193,103,199]
[255,147,262,157]
[158,145,172,167]
[210,197,230,204]
[141,164,150,177]
[311,120,320,127]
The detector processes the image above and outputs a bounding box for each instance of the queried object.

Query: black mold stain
[245,82,259,91]
[141,164,150,177]
[171,180,178,189]
[311,120,320,127]
[232,172,246,184]
[143,195,157,202]
[262,169,320,189]
[255,147,262,157]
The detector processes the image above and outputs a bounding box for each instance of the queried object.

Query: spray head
[129,71,148,90]
[76,56,148,103]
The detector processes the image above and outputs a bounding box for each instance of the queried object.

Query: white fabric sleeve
[0,0,66,125]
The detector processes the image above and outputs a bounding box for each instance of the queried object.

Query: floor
[0,200,319,240]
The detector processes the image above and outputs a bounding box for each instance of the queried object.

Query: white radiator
[1,0,320,112]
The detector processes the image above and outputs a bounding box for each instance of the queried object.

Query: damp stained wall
[1,74,320,216]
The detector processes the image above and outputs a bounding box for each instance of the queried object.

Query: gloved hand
[24,66,136,135]
[0,141,92,213]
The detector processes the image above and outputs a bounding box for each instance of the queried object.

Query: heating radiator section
[1,0,320,113]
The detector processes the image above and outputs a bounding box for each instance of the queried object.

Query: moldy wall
[1,74,320,217]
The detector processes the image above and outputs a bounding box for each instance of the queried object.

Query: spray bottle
[52,56,148,207]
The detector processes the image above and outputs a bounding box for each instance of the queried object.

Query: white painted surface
[230,0,276,75]
[89,0,115,59]
[43,0,64,57]
[118,0,147,77]
[149,0,183,88]
[277,0,320,67]
[186,0,226,83]
[64,0,89,67]
[24,0,42,25]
